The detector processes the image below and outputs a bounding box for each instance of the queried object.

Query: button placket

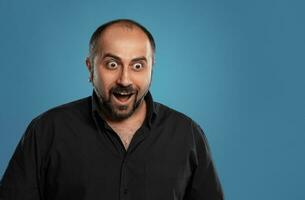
[120,155,128,199]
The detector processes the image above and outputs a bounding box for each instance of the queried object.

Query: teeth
[117,92,130,95]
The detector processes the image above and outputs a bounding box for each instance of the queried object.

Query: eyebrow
[102,53,147,63]
[102,53,121,61]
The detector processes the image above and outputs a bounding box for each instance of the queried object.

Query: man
[0,19,224,199]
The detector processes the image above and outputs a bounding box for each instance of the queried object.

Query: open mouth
[112,92,134,103]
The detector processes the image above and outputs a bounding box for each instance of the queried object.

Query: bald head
[88,19,155,64]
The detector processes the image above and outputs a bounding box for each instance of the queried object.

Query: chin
[110,105,133,119]
[112,111,133,121]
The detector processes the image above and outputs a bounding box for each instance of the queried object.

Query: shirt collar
[91,90,157,129]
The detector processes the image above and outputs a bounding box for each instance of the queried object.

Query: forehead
[97,24,152,57]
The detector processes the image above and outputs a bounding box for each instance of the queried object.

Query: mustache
[111,85,136,94]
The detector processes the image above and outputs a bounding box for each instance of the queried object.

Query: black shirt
[0,91,223,200]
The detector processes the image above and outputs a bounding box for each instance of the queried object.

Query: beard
[94,84,150,121]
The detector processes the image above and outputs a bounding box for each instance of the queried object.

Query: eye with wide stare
[132,63,143,71]
[106,61,118,69]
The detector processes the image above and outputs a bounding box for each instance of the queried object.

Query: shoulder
[21,96,92,149]
[153,101,200,127]
[29,96,92,130]
[153,101,210,156]
[153,101,205,138]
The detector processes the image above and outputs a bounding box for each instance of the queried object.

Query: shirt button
[124,188,128,194]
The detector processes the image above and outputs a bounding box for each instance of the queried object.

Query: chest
[45,122,194,199]
[111,125,140,150]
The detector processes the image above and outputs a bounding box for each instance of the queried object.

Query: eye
[106,61,118,69]
[132,63,144,71]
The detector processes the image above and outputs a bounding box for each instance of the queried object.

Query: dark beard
[94,85,147,121]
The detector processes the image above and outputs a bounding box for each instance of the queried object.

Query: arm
[0,119,44,200]
[184,122,224,200]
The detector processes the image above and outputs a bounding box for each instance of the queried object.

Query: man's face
[87,24,153,121]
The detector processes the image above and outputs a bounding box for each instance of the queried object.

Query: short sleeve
[0,119,43,200]
[184,121,224,200]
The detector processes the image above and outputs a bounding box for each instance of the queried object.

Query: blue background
[1,0,304,199]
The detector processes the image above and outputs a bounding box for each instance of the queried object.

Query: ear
[86,57,93,82]
[151,54,155,66]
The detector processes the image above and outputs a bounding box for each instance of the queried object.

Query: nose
[116,67,132,86]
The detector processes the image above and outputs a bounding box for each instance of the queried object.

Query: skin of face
[86,24,154,121]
